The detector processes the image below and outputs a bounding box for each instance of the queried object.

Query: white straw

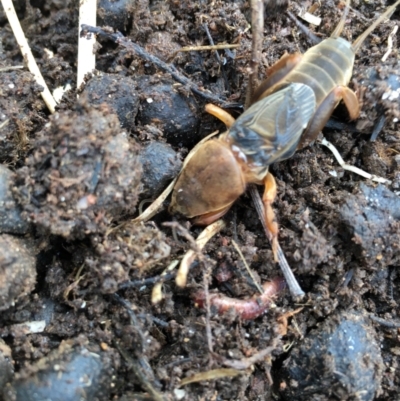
[1,0,57,113]
[77,0,97,89]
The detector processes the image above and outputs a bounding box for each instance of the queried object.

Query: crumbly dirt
[0,0,400,400]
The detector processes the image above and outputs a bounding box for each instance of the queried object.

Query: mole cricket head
[169,137,246,224]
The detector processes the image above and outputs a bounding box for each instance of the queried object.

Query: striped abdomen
[261,37,355,107]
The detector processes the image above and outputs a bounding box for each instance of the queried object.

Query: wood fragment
[1,0,57,113]
[298,10,322,26]
[246,0,264,107]
[115,341,165,401]
[77,0,97,89]
[179,368,244,386]
[213,344,277,370]
[381,25,398,62]
[178,44,240,52]
[231,239,264,294]
[80,25,237,108]
[167,220,226,288]
[369,314,400,329]
[151,260,179,304]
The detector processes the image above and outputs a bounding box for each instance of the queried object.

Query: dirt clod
[0,234,36,311]
[139,141,182,199]
[0,165,30,234]
[97,0,132,32]
[340,183,400,266]
[13,102,141,239]
[281,310,383,401]
[83,74,140,129]
[3,342,113,401]
[136,79,201,147]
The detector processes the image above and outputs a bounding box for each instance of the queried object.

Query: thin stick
[203,23,222,64]
[1,0,57,113]
[0,65,24,72]
[131,178,177,224]
[319,137,392,184]
[151,259,179,304]
[203,261,213,353]
[77,0,97,89]
[369,314,400,329]
[80,25,236,108]
[231,239,264,294]
[118,272,176,290]
[249,185,305,300]
[115,342,165,401]
[167,220,226,288]
[286,10,321,45]
[381,25,398,62]
[0,120,10,130]
[246,0,264,107]
[178,44,240,52]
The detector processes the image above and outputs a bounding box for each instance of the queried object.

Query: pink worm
[194,277,286,320]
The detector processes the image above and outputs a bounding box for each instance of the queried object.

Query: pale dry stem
[319,137,392,184]
[1,0,57,113]
[77,0,97,89]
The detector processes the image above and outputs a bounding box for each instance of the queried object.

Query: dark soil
[0,0,400,400]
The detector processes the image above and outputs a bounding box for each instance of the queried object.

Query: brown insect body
[170,83,316,226]
[170,0,400,257]
[254,0,400,148]
[255,38,354,107]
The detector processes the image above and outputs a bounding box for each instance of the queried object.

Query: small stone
[83,74,140,129]
[0,235,36,311]
[3,344,112,401]
[0,165,30,234]
[139,141,182,199]
[281,310,383,401]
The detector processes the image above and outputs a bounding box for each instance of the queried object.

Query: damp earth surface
[0,0,400,400]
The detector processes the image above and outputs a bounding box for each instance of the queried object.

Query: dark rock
[137,79,201,147]
[3,344,112,401]
[0,235,36,311]
[0,165,30,234]
[83,74,140,128]
[139,141,182,198]
[97,0,132,32]
[280,310,383,401]
[340,183,400,265]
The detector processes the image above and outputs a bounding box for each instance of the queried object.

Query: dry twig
[213,344,277,370]
[164,220,226,288]
[178,44,240,52]
[77,0,97,89]
[382,25,398,62]
[80,25,236,108]
[115,341,165,401]
[164,222,223,354]
[231,239,264,294]
[151,260,179,304]
[1,0,57,113]
[246,0,264,107]
[319,137,392,184]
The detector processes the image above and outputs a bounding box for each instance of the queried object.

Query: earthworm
[194,276,286,320]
